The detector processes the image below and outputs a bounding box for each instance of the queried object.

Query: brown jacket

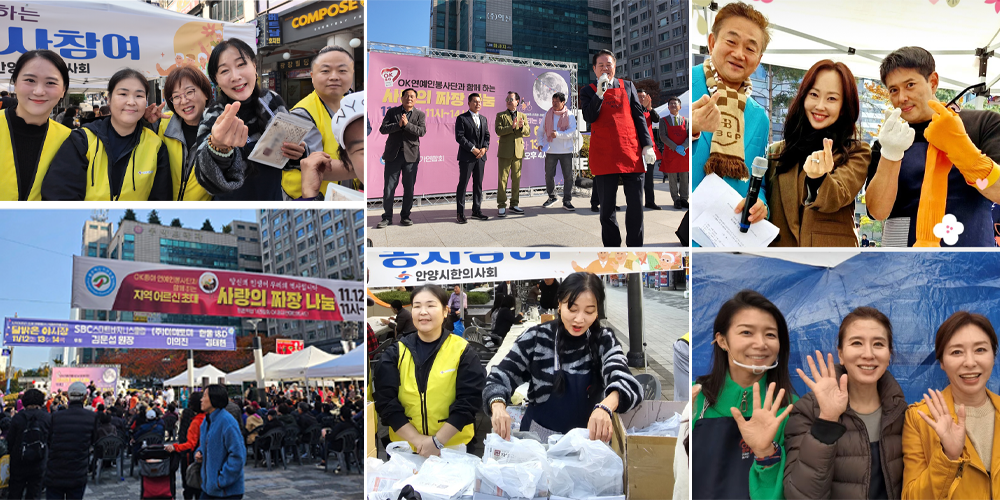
[766,140,871,247]
[784,365,906,500]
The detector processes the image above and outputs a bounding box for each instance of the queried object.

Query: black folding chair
[92,435,127,485]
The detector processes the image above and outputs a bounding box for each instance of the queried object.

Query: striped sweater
[483,320,642,415]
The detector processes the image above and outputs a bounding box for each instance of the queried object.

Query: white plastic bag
[626,412,682,437]
[395,450,480,500]
[366,457,415,500]
[477,433,551,498]
[546,428,624,498]
[386,440,427,475]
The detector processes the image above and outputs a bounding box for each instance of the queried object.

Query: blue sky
[0,210,256,370]
[368,0,431,47]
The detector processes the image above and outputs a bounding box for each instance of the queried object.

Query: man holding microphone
[581,49,656,247]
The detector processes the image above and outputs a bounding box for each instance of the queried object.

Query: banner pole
[187,349,194,391]
[254,336,266,404]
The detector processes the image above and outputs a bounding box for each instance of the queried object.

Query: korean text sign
[50,366,119,394]
[367,52,572,199]
[71,256,364,322]
[4,317,235,350]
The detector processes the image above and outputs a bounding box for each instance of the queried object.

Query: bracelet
[489,397,506,410]
[208,134,233,157]
[594,403,614,419]
[754,440,781,466]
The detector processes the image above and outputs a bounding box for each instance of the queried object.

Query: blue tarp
[692,252,1000,404]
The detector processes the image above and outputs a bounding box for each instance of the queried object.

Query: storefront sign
[280,0,363,44]
[4,318,236,350]
[277,55,313,71]
[71,256,364,322]
[369,250,686,286]
[289,0,361,28]
[257,13,281,48]
[276,339,304,354]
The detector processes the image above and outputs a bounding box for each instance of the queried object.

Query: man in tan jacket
[495,91,530,217]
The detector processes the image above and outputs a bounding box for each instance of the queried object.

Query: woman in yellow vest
[153,65,214,201]
[0,50,72,201]
[43,68,171,200]
[373,285,486,456]
[485,272,643,442]
[285,45,356,198]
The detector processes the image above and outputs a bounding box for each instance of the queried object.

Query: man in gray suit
[378,88,426,228]
[454,93,491,224]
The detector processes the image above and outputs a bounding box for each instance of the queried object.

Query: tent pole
[254,336,267,405]
[187,349,194,391]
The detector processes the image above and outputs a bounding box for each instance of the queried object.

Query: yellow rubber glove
[923,100,1000,189]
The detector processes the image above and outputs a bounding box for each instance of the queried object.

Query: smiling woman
[43,67,171,201]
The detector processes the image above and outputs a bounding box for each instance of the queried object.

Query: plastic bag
[626,412,682,437]
[394,449,479,500]
[365,457,415,500]
[386,441,428,475]
[546,428,624,498]
[478,433,551,498]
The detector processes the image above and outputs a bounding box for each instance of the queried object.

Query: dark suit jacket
[379,106,426,163]
[455,111,490,162]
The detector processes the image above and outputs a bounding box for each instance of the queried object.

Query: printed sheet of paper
[247,112,314,168]
[690,173,780,247]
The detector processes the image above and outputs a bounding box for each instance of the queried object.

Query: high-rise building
[612,0,688,102]
[430,0,607,85]
[75,217,262,364]
[258,209,364,353]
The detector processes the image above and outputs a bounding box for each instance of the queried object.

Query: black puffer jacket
[44,401,97,489]
[783,365,906,500]
[8,407,51,475]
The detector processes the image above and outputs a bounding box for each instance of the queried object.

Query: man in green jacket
[495,91,530,217]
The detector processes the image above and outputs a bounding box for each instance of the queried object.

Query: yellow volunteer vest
[82,126,162,201]
[389,334,475,447]
[157,114,212,201]
[681,332,690,344]
[284,91,339,198]
[0,109,71,200]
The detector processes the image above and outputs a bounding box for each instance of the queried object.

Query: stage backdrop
[368,52,572,199]
[71,256,364,322]
[692,252,1000,404]
[50,365,119,394]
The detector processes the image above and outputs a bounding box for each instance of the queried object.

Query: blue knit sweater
[197,408,246,497]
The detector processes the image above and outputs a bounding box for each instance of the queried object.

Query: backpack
[20,413,46,463]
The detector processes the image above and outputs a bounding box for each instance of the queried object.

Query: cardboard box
[610,400,686,500]
[365,402,377,458]
[540,314,555,323]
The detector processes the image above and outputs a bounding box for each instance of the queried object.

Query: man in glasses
[495,91,530,217]
[581,49,656,247]
[865,46,1000,247]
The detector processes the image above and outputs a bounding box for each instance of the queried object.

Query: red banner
[276,339,304,354]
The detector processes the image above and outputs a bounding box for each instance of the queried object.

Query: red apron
[643,111,662,161]
[588,79,643,176]
[659,115,688,174]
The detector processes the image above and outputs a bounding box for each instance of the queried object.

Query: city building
[612,0,688,102]
[74,216,262,364]
[429,0,610,85]
[258,209,364,353]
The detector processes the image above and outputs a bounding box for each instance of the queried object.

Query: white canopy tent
[224,352,287,383]
[303,347,364,378]
[268,346,338,380]
[163,364,227,387]
[695,0,1000,106]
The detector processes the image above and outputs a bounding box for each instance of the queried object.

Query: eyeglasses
[170,88,198,104]
[505,97,516,102]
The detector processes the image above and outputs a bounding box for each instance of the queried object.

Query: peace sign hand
[796,351,848,422]
[803,138,835,179]
[916,388,966,461]
[144,102,166,124]
[730,382,793,458]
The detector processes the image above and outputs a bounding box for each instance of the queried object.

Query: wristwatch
[431,435,444,450]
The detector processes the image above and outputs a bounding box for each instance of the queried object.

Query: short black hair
[207,38,259,97]
[21,389,44,407]
[11,50,70,94]
[880,46,935,84]
[401,88,417,98]
[553,92,566,103]
[667,96,681,105]
[108,68,149,96]
[0,91,6,96]
[315,44,354,63]
[592,49,616,67]
[297,402,310,413]
[99,105,110,116]
[468,92,481,103]
[390,299,403,310]
[205,384,228,410]
[506,91,520,104]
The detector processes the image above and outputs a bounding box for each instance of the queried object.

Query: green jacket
[692,372,798,500]
[494,109,530,159]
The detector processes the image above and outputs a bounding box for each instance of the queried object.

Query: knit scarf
[545,107,571,138]
[703,60,752,180]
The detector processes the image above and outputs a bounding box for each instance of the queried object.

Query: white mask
[730,355,779,375]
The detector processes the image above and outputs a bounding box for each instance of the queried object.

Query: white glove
[877,108,915,162]
[675,145,686,156]
[596,74,610,99]
[643,146,656,165]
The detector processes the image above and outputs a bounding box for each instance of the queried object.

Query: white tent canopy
[304,347,364,378]
[224,352,288,383]
[268,346,337,380]
[163,364,227,387]
[696,0,1000,98]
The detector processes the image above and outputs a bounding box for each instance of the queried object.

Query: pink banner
[368,52,573,199]
[51,366,119,394]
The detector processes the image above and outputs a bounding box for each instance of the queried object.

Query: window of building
[274,228,281,238]
[297,242,305,251]
[629,16,637,25]
[644,69,653,77]
[300,256,308,265]
[275,241,282,250]
[329,272,339,279]
[631,42,639,51]
[338,236,346,247]
[673,44,683,54]
[296,228,304,238]
[237,224,245,230]
[277,266,284,274]
[633,72,642,79]
[615,40,622,48]
[672,11,682,21]
[355,228,363,238]
[325,242,334,252]
[631,57,640,66]
[630,29,638,39]
[661,62,672,72]
[640,12,647,21]
[321,212,332,223]
[336,221,345,233]
[642,39,650,48]
[642,54,651,64]
[276,254,283,263]
[657,3,667,13]
[641,25,649,34]
[614,27,621,37]
[323,227,334,237]
[295,215,303,225]
[659,32,669,42]
[87,242,97,257]
[662,78,673,89]
[658,17,668,27]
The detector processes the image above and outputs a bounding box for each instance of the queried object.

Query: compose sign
[4,317,236,350]
[290,0,360,28]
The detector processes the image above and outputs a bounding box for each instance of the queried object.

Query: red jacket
[173,413,205,453]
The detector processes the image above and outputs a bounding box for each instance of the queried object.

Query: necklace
[705,59,753,97]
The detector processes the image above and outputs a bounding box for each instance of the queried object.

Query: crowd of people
[693,289,1000,500]
[0,379,362,499]
[692,1,1000,247]
[1,39,364,202]
[375,54,689,247]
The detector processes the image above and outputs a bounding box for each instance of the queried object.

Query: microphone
[739,156,768,233]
